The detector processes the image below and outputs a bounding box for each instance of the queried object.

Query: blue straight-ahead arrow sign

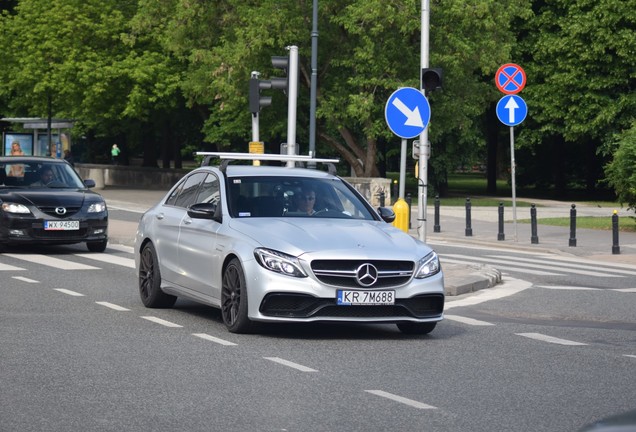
[496,95,528,127]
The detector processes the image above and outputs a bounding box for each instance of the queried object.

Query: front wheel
[138,242,177,308]
[397,322,437,335]
[221,258,254,334]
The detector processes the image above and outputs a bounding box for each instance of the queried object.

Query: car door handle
[183,218,192,225]
[156,213,164,220]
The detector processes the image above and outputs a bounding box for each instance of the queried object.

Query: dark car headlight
[414,251,441,279]
[88,202,107,213]
[1,202,31,214]
[254,248,307,278]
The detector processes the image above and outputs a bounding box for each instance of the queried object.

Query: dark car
[0,156,108,252]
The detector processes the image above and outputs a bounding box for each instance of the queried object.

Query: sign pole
[418,0,430,242]
[399,138,407,199]
[510,126,517,241]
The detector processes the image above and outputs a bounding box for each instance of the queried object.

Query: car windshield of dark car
[1,161,86,189]
[227,176,376,220]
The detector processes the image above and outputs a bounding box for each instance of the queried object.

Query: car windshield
[1,160,86,189]
[227,176,377,220]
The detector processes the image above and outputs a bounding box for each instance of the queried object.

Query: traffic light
[249,77,273,114]
[270,56,290,93]
[422,68,443,93]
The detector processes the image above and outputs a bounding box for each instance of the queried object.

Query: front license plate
[337,290,395,306]
[44,220,80,231]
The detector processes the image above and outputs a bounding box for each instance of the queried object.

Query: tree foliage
[604,122,636,209]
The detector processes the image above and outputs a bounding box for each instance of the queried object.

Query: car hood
[228,218,432,260]
[0,189,100,207]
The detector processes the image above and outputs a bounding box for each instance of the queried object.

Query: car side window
[174,173,206,208]
[196,173,220,205]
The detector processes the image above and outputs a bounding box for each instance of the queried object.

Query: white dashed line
[75,253,135,268]
[624,355,636,359]
[444,314,494,326]
[516,332,587,346]
[54,288,85,297]
[12,276,39,283]
[264,357,318,372]
[192,333,237,346]
[365,390,437,409]
[141,316,183,328]
[4,254,99,270]
[0,263,25,271]
[96,301,130,311]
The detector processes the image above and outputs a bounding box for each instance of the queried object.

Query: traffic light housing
[249,77,273,114]
[270,56,290,93]
[422,68,443,93]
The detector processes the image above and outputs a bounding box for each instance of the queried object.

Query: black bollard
[497,202,505,241]
[391,180,398,204]
[465,198,473,237]
[569,204,577,247]
[378,190,385,207]
[612,210,620,254]
[406,193,412,229]
[434,195,441,233]
[530,204,539,244]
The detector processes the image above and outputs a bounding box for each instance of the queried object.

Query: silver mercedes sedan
[134,155,444,334]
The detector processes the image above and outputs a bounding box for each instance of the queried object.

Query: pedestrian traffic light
[249,77,273,114]
[422,68,443,93]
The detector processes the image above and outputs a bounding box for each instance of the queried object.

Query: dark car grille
[32,228,88,240]
[311,259,414,288]
[38,206,82,218]
[260,293,444,320]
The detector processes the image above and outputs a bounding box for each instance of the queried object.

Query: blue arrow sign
[385,87,430,139]
[496,95,527,126]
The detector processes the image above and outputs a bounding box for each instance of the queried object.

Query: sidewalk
[99,188,636,296]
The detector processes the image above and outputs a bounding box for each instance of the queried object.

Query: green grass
[517,216,636,232]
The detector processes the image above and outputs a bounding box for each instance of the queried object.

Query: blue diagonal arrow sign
[496,95,528,127]
[385,87,430,139]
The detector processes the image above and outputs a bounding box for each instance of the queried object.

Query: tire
[397,322,437,335]
[221,258,253,334]
[138,242,177,308]
[86,239,108,252]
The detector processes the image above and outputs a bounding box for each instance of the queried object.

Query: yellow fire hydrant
[392,198,409,233]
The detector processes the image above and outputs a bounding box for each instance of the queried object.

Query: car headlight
[254,248,307,278]
[88,202,107,213]
[414,251,441,279]
[1,202,31,214]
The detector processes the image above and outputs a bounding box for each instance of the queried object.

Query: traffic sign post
[385,87,431,234]
[495,64,527,241]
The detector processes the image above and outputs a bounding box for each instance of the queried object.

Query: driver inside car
[31,166,55,187]
[292,186,317,215]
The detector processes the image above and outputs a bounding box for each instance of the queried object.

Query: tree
[516,0,636,195]
[604,122,636,210]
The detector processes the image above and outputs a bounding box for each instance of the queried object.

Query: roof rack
[196,152,340,174]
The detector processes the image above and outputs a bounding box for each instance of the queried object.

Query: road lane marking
[0,262,25,271]
[12,276,38,283]
[490,255,634,276]
[445,278,531,309]
[192,333,237,346]
[264,357,317,372]
[516,332,587,346]
[96,301,130,311]
[624,355,636,359]
[106,244,134,254]
[365,390,437,410]
[54,288,85,297]
[443,253,617,278]
[75,253,135,268]
[536,285,636,293]
[444,315,494,326]
[141,316,183,328]
[441,257,562,276]
[4,254,99,270]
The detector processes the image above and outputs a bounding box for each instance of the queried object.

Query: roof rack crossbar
[196,152,340,174]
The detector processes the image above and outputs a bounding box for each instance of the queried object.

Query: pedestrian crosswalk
[0,248,135,272]
[439,251,636,279]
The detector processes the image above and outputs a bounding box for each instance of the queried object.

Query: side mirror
[188,202,221,222]
[84,179,96,188]
[377,206,396,223]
